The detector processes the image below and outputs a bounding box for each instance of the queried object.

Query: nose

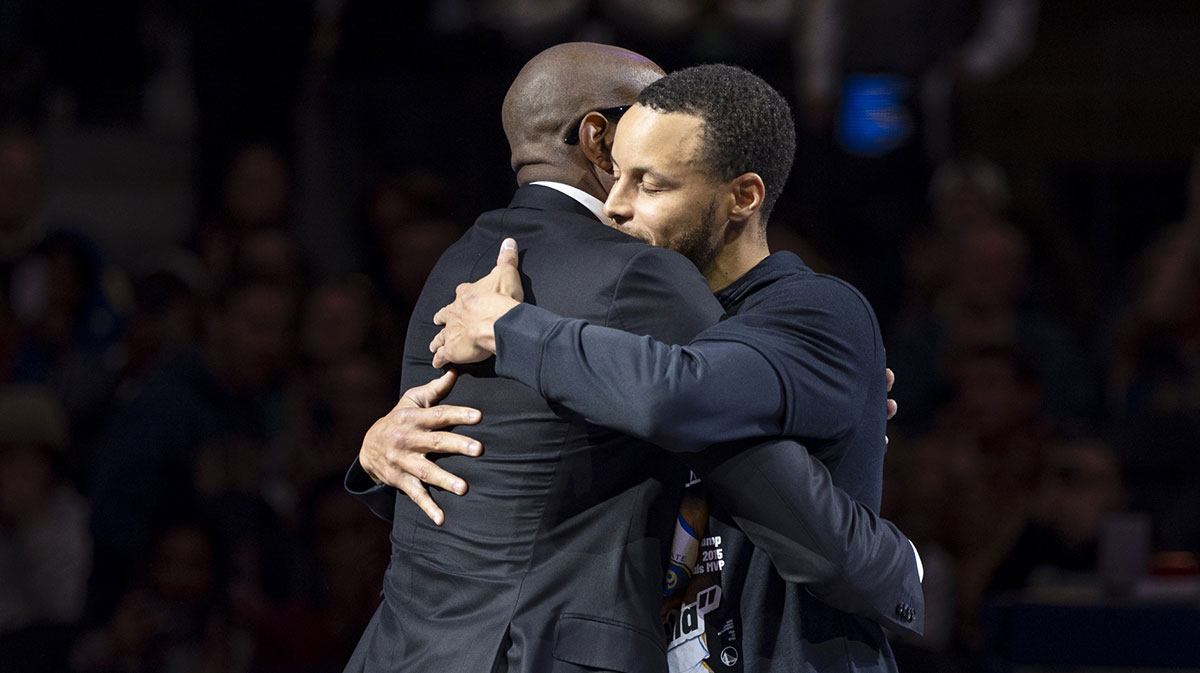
[604,180,632,225]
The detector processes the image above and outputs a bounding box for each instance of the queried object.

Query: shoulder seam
[605,246,651,329]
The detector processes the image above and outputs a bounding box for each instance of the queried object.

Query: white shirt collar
[530,181,609,225]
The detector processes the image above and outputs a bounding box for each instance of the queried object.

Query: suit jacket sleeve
[690,438,925,635]
[344,457,396,522]
[495,274,878,454]
[495,304,786,453]
[495,270,924,633]
[343,243,724,522]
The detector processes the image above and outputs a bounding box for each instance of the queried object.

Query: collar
[529,181,609,225]
[714,251,808,312]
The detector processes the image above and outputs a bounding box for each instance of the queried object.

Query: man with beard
[430,64,914,672]
[347,47,920,673]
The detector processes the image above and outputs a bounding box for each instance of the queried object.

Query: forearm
[691,439,924,634]
[494,303,784,452]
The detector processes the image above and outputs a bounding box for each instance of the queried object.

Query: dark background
[1,1,1199,671]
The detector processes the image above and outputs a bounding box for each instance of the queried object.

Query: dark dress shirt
[493,252,917,671]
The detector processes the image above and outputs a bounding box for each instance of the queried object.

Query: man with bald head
[344,44,921,673]
[344,41,724,673]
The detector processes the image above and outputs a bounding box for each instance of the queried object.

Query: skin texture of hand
[359,370,483,525]
[431,238,524,368]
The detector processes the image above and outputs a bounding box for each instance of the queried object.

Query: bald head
[503,43,663,186]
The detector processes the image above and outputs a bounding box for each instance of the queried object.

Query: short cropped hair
[637,64,796,224]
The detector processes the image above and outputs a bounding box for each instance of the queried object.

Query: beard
[614,221,654,245]
[672,197,724,274]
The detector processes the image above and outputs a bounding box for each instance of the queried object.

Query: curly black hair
[637,64,796,225]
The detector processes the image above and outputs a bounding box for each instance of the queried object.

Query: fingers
[497,237,518,267]
[404,370,457,407]
[397,476,445,526]
[887,398,898,420]
[429,329,446,354]
[391,405,483,434]
[426,428,483,455]
[394,454,472,525]
[408,456,468,495]
[432,347,448,369]
[885,367,895,392]
[425,369,459,402]
[496,239,524,302]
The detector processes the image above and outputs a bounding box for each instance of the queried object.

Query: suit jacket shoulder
[347,185,722,673]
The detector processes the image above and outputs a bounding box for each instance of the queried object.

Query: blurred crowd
[1,1,1198,672]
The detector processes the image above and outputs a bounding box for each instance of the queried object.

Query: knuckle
[395,408,416,427]
[415,462,433,483]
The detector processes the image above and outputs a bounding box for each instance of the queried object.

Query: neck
[703,225,770,292]
[517,162,608,202]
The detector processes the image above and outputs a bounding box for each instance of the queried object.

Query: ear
[727,172,765,223]
[578,111,617,173]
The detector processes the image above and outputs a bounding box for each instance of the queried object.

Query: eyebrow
[612,157,675,184]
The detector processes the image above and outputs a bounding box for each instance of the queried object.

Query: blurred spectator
[298,277,376,368]
[987,437,1125,595]
[71,519,248,673]
[354,172,462,333]
[358,172,456,283]
[790,0,1037,330]
[888,344,1054,651]
[87,278,296,621]
[898,155,1013,328]
[229,227,308,306]
[0,4,1192,671]
[0,385,90,634]
[0,125,45,380]
[277,279,399,515]
[196,144,299,293]
[222,145,294,230]
[890,216,1094,432]
[881,432,963,670]
[1109,149,1200,418]
[118,251,205,398]
[0,125,42,267]
[795,0,1038,148]
[1105,149,1200,554]
[297,1,508,274]
[299,473,389,665]
[10,230,128,444]
[188,0,310,223]
[288,353,394,500]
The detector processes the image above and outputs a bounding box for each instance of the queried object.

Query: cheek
[636,199,686,241]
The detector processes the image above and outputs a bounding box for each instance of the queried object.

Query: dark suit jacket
[346,186,924,673]
[344,185,724,673]
[493,253,925,639]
